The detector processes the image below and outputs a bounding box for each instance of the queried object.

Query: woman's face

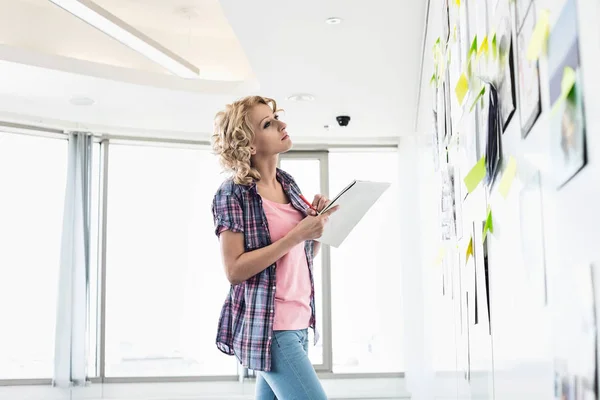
[248,103,292,157]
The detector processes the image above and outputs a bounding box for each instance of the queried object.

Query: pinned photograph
[548,0,587,188]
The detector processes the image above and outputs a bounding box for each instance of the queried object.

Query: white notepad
[317,180,391,248]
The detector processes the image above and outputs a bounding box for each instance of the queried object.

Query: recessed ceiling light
[70,96,95,106]
[287,94,315,102]
[325,17,343,25]
[176,6,199,19]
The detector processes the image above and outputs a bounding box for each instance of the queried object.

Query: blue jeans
[255,329,327,399]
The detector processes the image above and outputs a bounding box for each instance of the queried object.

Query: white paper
[317,180,390,248]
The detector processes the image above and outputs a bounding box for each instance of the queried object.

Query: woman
[211,96,337,399]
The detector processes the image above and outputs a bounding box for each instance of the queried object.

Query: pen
[299,194,318,213]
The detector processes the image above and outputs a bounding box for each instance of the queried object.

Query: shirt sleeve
[212,193,245,237]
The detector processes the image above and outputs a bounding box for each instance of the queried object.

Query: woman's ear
[250,146,257,155]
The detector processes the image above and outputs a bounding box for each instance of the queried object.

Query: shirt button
[270,309,274,313]
[272,286,276,290]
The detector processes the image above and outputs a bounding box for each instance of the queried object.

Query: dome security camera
[336,115,351,127]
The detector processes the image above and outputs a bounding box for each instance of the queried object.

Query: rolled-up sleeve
[212,193,244,237]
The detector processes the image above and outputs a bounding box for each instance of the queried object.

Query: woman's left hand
[307,194,330,216]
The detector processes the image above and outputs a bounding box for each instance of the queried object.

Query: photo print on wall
[548,0,587,188]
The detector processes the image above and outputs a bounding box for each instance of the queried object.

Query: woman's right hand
[289,206,339,242]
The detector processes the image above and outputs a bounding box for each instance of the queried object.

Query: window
[328,149,403,373]
[279,154,327,367]
[0,132,68,379]
[104,143,237,377]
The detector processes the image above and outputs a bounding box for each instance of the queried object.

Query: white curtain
[398,136,435,400]
[54,132,93,387]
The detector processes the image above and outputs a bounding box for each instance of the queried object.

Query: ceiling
[0,0,426,142]
[1,0,252,80]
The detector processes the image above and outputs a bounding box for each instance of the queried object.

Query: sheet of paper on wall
[317,180,390,248]
[519,171,547,306]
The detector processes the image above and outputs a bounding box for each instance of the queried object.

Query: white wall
[414,0,600,399]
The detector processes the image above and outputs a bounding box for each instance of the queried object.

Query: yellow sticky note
[464,156,486,193]
[433,38,440,61]
[483,209,494,242]
[499,156,517,199]
[455,0,460,6]
[434,246,447,266]
[433,38,441,68]
[466,237,473,262]
[468,35,478,60]
[551,66,577,115]
[455,73,469,106]
[467,58,473,78]
[527,9,550,61]
[561,66,576,98]
[469,86,486,112]
[477,35,489,59]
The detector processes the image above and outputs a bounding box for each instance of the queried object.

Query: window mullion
[97,139,110,380]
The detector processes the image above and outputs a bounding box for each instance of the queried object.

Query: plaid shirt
[211,168,316,372]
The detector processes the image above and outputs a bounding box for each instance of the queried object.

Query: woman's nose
[278,120,287,130]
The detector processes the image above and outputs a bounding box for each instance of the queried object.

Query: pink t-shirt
[261,197,312,331]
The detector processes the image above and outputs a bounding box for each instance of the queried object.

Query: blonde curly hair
[212,96,280,185]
